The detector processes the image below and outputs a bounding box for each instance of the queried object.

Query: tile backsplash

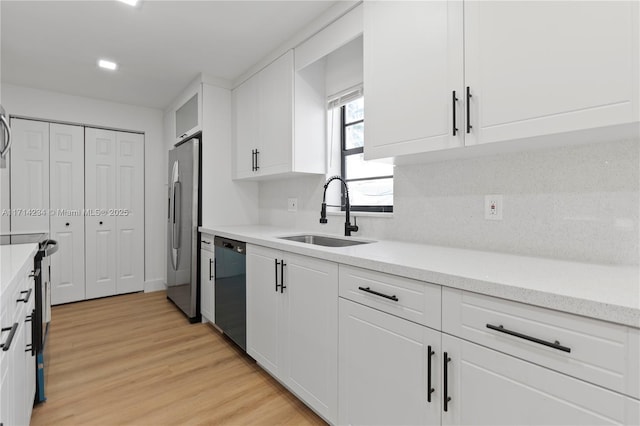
[258,139,639,265]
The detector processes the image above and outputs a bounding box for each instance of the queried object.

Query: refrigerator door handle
[173,181,181,250]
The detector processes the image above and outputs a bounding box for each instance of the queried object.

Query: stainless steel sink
[278,234,373,247]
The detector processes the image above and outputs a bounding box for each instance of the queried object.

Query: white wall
[0,83,166,289]
[259,138,639,266]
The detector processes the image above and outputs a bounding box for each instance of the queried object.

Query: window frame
[340,102,393,213]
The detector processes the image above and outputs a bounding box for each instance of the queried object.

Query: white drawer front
[339,265,441,329]
[443,288,640,399]
[200,233,214,253]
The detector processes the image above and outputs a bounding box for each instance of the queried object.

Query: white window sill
[327,209,394,219]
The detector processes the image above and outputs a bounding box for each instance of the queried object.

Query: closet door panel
[50,123,85,304]
[115,131,144,294]
[85,128,117,299]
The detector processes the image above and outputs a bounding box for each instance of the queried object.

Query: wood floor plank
[31,291,326,426]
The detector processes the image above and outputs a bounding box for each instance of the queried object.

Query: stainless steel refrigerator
[167,137,200,322]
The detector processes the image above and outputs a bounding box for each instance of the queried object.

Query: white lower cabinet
[0,256,36,426]
[247,244,338,423]
[338,298,441,426]
[441,334,640,425]
[200,247,214,323]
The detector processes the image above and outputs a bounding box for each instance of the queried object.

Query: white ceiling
[1,0,337,110]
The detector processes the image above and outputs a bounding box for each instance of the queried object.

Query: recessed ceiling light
[98,59,118,71]
[117,0,139,6]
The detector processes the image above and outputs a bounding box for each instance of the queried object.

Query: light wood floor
[31,291,325,425]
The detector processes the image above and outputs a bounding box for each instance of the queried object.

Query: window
[340,97,393,212]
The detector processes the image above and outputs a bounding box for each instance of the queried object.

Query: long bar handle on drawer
[427,345,435,403]
[357,286,398,302]
[486,324,571,353]
[1,323,18,351]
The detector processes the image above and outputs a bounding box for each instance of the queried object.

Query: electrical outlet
[287,198,298,212]
[484,194,503,220]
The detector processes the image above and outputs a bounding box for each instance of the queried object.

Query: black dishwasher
[214,237,246,351]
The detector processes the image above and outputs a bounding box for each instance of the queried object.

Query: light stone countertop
[0,243,38,295]
[200,225,640,328]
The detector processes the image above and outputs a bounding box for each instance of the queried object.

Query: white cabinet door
[49,123,85,305]
[283,254,338,423]
[258,50,293,175]
[464,1,639,146]
[85,128,117,299]
[232,76,259,179]
[115,131,144,295]
[246,245,284,377]
[339,298,441,426]
[200,249,214,323]
[10,119,50,233]
[364,1,464,160]
[441,334,639,425]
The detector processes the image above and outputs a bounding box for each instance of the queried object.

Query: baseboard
[144,279,166,293]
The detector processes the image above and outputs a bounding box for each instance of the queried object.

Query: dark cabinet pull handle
[452,91,458,136]
[1,323,18,351]
[65,222,70,227]
[486,324,571,353]
[255,149,260,171]
[209,258,213,281]
[99,221,104,225]
[17,288,33,303]
[443,352,451,412]
[201,240,211,245]
[275,259,280,292]
[25,344,33,353]
[25,314,32,323]
[466,86,472,134]
[280,261,286,293]
[427,345,435,402]
[357,286,398,302]
[251,149,256,171]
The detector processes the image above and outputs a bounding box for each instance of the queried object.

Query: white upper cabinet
[174,85,202,145]
[364,0,639,161]
[464,1,639,146]
[232,50,326,180]
[10,119,50,233]
[364,0,464,160]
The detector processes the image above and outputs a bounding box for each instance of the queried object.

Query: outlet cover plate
[484,194,503,220]
[288,198,298,212]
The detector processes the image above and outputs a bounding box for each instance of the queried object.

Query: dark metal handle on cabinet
[251,149,256,171]
[427,346,435,402]
[280,261,286,293]
[17,288,32,303]
[254,149,260,171]
[209,259,213,281]
[201,240,211,245]
[25,314,32,323]
[65,222,70,227]
[486,324,571,353]
[357,286,398,302]
[25,344,33,353]
[466,86,472,134]
[443,352,451,412]
[99,221,103,225]
[1,323,18,351]
[275,259,280,292]
[452,91,458,136]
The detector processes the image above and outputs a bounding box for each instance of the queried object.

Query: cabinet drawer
[339,265,441,329]
[443,288,640,399]
[200,234,214,253]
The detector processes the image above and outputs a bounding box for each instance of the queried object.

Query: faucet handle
[320,202,328,224]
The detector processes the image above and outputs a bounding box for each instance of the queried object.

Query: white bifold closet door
[10,119,50,233]
[85,128,144,299]
[49,123,85,304]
